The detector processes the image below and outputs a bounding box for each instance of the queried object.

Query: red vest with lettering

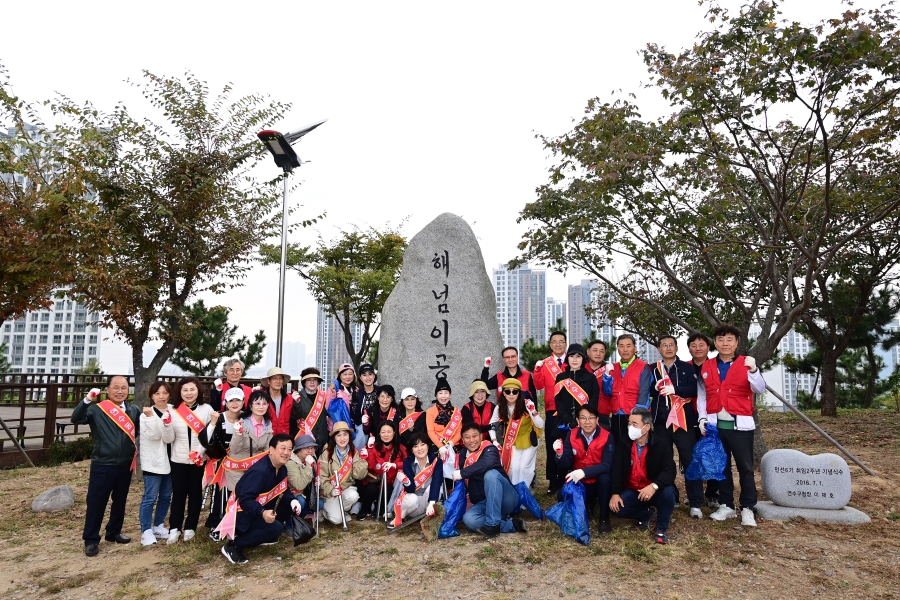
[496,369,533,401]
[627,442,651,491]
[700,356,754,416]
[586,363,613,415]
[569,427,610,484]
[610,359,647,414]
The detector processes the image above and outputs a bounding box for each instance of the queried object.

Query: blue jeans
[614,485,677,531]
[140,473,173,532]
[462,470,519,533]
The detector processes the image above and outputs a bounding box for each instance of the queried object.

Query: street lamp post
[257,119,326,367]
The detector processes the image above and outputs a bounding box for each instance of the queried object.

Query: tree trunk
[862,342,878,409]
[752,407,768,467]
[819,353,839,417]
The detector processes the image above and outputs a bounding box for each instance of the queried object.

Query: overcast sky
[2,0,850,370]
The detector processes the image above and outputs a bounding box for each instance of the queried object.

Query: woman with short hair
[138,382,175,546]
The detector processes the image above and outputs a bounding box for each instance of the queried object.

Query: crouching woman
[318,421,368,525]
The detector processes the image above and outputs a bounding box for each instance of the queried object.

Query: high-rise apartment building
[546,297,567,337]
[315,304,364,379]
[493,263,546,349]
[567,279,616,345]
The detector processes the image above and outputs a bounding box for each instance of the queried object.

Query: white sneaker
[183,529,196,541]
[690,507,703,519]
[741,508,757,527]
[152,524,169,539]
[166,529,181,544]
[141,529,157,546]
[710,505,737,521]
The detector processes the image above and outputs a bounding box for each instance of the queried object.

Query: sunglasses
[502,389,520,395]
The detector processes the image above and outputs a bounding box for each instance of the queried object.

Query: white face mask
[628,425,644,441]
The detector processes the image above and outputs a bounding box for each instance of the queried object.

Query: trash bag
[514,481,543,520]
[441,447,456,479]
[686,423,727,481]
[291,513,315,546]
[438,480,467,539]
[545,482,590,546]
[327,396,352,428]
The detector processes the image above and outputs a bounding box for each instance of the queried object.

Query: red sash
[97,400,137,471]
[398,411,422,434]
[655,361,693,432]
[544,355,564,379]
[500,417,522,471]
[203,458,227,488]
[222,449,268,472]
[215,477,288,540]
[174,402,206,436]
[392,458,438,526]
[332,449,356,488]
[296,389,326,439]
[386,407,396,422]
[554,378,589,406]
[439,408,462,445]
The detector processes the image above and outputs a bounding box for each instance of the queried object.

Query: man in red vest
[609,407,677,544]
[697,324,766,527]
[585,340,612,429]
[480,346,537,400]
[211,358,252,411]
[553,404,616,534]
[532,331,569,493]
[600,334,652,444]
[687,332,720,510]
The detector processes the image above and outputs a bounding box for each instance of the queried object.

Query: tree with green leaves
[514,2,900,420]
[520,317,566,371]
[169,300,265,376]
[74,358,102,375]
[53,71,288,400]
[261,226,406,373]
[0,343,11,372]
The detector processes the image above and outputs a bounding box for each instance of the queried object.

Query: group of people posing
[72,323,765,563]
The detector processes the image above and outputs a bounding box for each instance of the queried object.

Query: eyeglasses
[502,355,518,360]
[502,389,520,395]
[577,415,598,421]
[550,340,566,345]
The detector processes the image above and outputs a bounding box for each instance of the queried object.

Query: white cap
[224,388,245,402]
[400,387,417,399]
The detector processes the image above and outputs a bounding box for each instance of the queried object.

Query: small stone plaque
[760,449,851,510]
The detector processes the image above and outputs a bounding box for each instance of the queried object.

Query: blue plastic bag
[514,481,544,520]
[686,423,727,481]
[545,482,590,546]
[438,481,467,539]
[327,395,352,428]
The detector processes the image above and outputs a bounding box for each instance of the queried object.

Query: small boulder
[32,485,75,512]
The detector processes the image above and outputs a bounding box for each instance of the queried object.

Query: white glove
[525,399,537,414]
[162,410,172,425]
[290,499,302,515]
[660,384,675,396]
[484,357,492,368]
[398,473,410,486]
[367,435,375,449]
[438,445,449,459]
[699,418,708,436]
[426,501,435,517]
[252,385,262,391]
[233,419,243,435]
[535,360,544,368]
[452,470,462,481]
[359,448,369,459]
[304,455,315,467]
[553,439,564,456]
[214,378,223,391]
[744,356,757,372]
[86,388,101,402]
[361,414,370,425]
[566,469,585,483]
[383,462,396,470]
[332,487,342,497]
[291,390,300,399]
[492,441,502,451]
[603,363,615,376]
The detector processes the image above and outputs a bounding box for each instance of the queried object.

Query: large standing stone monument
[379,213,504,405]
[755,449,870,524]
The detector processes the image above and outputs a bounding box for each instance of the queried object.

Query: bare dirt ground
[1,409,898,600]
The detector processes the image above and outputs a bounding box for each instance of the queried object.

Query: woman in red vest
[261,367,293,436]
[357,420,407,521]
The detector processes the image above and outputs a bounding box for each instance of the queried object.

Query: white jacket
[170,402,214,465]
[139,405,176,474]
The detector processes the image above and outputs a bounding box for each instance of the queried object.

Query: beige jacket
[226,416,273,490]
[318,447,368,496]
[286,454,314,496]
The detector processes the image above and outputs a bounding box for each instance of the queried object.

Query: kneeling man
[609,407,677,544]
[454,423,525,537]
[553,404,615,534]
[221,434,302,564]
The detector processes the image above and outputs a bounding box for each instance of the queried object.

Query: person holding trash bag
[553,404,615,534]
[388,432,443,530]
[318,421,368,525]
[609,407,677,544]
[454,423,526,538]
[220,434,303,564]
[357,420,406,521]
[286,434,319,516]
